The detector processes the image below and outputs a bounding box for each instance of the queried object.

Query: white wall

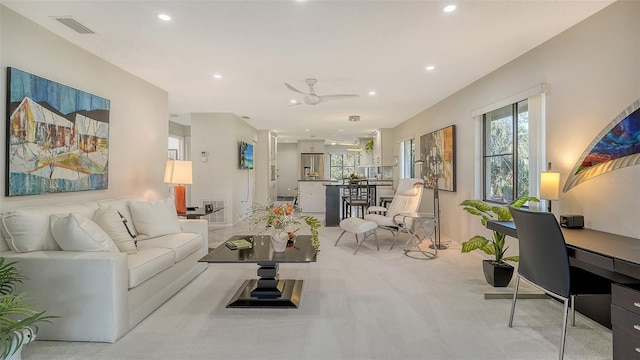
[190,113,257,226]
[393,1,640,248]
[0,6,169,210]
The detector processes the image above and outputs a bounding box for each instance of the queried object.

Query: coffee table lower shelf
[227,279,303,308]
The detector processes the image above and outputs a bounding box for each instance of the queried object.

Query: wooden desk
[487,220,640,330]
[487,221,640,281]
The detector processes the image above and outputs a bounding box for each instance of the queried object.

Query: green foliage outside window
[329,153,360,180]
[484,100,529,203]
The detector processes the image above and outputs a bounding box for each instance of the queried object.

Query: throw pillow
[1,209,61,252]
[50,213,119,252]
[97,198,140,237]
[128,199,182,239]
[93,206,138,254]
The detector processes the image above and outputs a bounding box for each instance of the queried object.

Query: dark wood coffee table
[199,234,318,308]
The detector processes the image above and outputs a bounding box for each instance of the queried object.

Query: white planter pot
[2,328,35,360]
[270,229,289,252]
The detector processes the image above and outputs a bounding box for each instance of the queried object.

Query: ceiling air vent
[241,116,251,120]
[53,17,95,34]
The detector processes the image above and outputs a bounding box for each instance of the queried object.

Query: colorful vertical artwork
[239,141,254,169]
[420,125,456,191]
[563,100,640,192]
[6,68,110,196]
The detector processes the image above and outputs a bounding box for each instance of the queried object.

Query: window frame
[399,137,415,179]
[329,153,360,180]
[472,83,548,208]
[481,101,528,204]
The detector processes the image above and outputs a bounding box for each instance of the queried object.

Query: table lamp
[164,160,192,214]
[540,162,560,213]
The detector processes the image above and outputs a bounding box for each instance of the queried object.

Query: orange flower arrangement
[245,202,321,250]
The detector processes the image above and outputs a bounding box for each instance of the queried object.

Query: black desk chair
[508,206,610,360]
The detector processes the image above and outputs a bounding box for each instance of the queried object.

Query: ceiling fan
[284,78,359,105]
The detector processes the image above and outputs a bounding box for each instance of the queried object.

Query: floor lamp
[540,162,560,213]
[416,149,446,250]
[427,147,447,250]
[164,160,193,214]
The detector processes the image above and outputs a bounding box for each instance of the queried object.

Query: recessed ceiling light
[338,129,344,132]
[213,73,222,79]
[426,65,435,71]
[368,90,376,96]
[290,99,297,104]
[158,14,171,21]
[443,5,456,13]
[305,129,310,132]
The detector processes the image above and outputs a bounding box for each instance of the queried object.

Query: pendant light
[347,115,362,152]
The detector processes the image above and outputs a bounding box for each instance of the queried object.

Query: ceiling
[2,0,613,144]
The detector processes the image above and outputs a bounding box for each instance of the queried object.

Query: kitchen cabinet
[359,149,373,168]
[297,140,325,154]
[373,128,393,166]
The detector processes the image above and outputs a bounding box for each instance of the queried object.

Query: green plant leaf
[459,197,540,264]
[461,206,484,217]
[503,255,520,262]
[461,235,489,253]
[491,206,509,221]
[510,196,540,209]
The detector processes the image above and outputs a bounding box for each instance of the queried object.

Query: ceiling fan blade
[318,94,360,103]
[284,82,308,95]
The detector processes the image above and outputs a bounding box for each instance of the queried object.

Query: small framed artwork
[420,125,456,192]
[168,149,178,160]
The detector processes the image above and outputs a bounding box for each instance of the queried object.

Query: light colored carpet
[23,219,612,359]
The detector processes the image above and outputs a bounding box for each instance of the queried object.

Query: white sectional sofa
[0,197,208,343]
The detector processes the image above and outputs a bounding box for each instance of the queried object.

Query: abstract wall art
[6,67,110,196]
[420,125,456,192]
[563,100,640,192]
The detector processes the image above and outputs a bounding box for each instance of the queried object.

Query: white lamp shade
[164,160,193,184]
[540,171,560,201]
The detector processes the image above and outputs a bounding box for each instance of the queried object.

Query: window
[483,100,529,203]
[399,138,415,179]
[329,153,360,180]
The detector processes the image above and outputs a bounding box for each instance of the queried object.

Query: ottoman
[335,217,379,255]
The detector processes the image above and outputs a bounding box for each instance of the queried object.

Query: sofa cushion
[1,209,60,252]
[93,206,138,254]
[127,247,174,288]
[128,199,181,239]
[51,213,119,252]
[137,232,202,262]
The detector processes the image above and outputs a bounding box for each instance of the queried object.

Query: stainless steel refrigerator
[300,153,325,179]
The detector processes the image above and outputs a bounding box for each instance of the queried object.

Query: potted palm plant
[0,257,57,360]
[459,196,539,287]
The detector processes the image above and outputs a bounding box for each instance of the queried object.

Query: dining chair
[364,178,424,249]
[344,179,370,218]
[508,206,611,360]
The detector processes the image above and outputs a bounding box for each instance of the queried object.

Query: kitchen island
[297,179,393,225]
[297,179,328,213]
[323,180,392,226]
